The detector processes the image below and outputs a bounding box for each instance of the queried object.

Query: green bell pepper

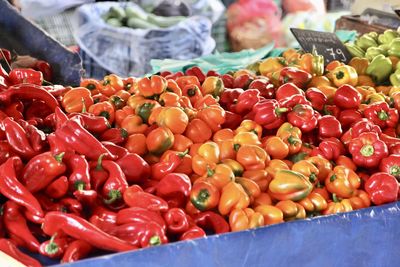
[355,35,378,50]
[365,47,387,61]
[366,55,393,84]
[390,69,400,86]
[388,38,400,58]
[366,31,379,41]
[378,29,400,45]
[345,43,365,58]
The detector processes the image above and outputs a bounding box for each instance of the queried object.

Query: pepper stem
[332,193,339,203]
[81,98,87,113]
[197,189,210,203]
[360,144,374,157]
[149,236,161,246]
[330,174,337,182]
[45,234,59,255]
[54,152,65,163]
[390,165,400,177]
[96,154,106,171]
[233,144,241,151]
[335,71,345,80]
[74,180,86,191]
[309,173,317,183]
[377,111,389,121]
[275,107,288,116]
[177,149,189,158]
[207,168,215,177]
[288,135,300,145]
[104,190,122,204]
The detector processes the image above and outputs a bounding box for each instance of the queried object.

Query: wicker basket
[335,15,394,35]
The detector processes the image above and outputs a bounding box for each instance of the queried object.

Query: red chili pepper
[9,68,43,85]
[44,85,71,98]
[365,172,399,205]
[0,140,15,165]
[235,89,261,115]
[59,198,83,215]
[151,150,188,181]
[252,99,287,130]
[100,128,128,145]
[194,211,230,234]
[311,137,345,161]
[221,74,234,88]
[73,189,98,208]
[101,159,129,204]
[338,109,363,129]
[305,87,327,111]
[61,240,92,263]
[34,60,53,82]
[39,234,69,259]
[3,201,40,252]
[45,176,69,199]
[89,155,109,192]
[0,238,42,267]
[68,113,111,134]
[0,157,44,218]
[379,154,400,180]
[54,117,116,161]
[333,84,362,109]
[18,120,47,153]
[24,100,53,120]
[89,206,117,233]
[318,115,343,139]
[47,133,74,157]
[116,207,166,230]
[123,185,168,212]
[364,102,399,129]
[156,173,192,208]
[4,101,24,120]
[116,152,151,184]
[42,211,137,252]
[64,153,91,191]
[222,110,243,130]
[21,151,66,193]
[323,104,341,118]
[348,132,389,168]
[109,221,168,248]
[179,226,206,241]
[248,78,275,99]
[102,142,129,159]
[185,66,206,83]
[287,104,318,133]
[219,88,244,112]
[163,208,189,234]
[233,74,253,89]
[0,84,59,111]
[0,117,38,158]
[278,94,311,109]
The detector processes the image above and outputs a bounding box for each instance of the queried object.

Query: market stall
[0,0,400,266]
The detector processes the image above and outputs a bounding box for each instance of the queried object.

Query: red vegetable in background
[365,172,399,205]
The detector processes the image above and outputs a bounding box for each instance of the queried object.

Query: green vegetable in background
[365,47,387,61]
[355,35,378,50]
[378,29,400,45]
[345,43,365,58]
[366,55,393,84]
[388,38,400,58]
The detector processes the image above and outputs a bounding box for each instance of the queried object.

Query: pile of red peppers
[0,45,399,266]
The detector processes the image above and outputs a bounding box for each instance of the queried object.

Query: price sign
[290,28,352,64]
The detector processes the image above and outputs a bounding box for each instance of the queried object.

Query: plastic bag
[282,0,326,14]
[19,0,94,19]
[226,0,285,51]
[73,2,215,77]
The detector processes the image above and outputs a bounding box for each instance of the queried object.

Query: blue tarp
[0,0,83,86]
[44,201,400,267]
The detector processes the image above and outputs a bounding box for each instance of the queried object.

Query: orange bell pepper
[298,192,328,213]
[201,76,224,97]
[218,181,250,216]
[196,105,225,133]
[252,193,273,207]
[127,95,146,110]
[265,159,290,180]
[213,128,235,142]
[156,107,189,134]
[268,170,313,201]
[120,114,148,135]
[275,200,306,221]
[137,75,167,98]
[205,163,235,190]
[308,76,332,88]
[235,120,263,139]
[181,84,203,105]
[307,156,333,182]
[364,92,387,104]
[229,208,264,232]
[146,126,174,155]
[233,132,261,149]
[192,142,220,176]
[159,92,180,107]
[322,194,353,215]
[235,177,261,202]
[166,79,182,97]
[190,180,220,211]
[282,48,300,63]
[357,75,375,87]
[375,85,393,96]
[236,144,268,171]
[123,77,137,94]
[88,101,115,124]
[331,65,358,87]
[100,74,124,96]
[221,159,244,177]
[325,165,361,198]
[355,86,376,103]
[176,76,201,91]
[335,155,357,171]
[349,189,371,210]
[61,87,94,113]
[348,57,369,75]
[80,78,102,95]
[171,134,193,152]
[125,133,147,156]
[193,94,219,110]
[325,60,344,72]
[254,204,284,225]
[184,118,212,144]
[218,140,236,160]
[264,136,289,160]
[243,169,271,192]
[291,160,319,186]
[259,57,287,76]
[115,106,134,127]
[316,85,337,104]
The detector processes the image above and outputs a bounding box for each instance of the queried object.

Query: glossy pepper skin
[3,201,40,252]
[252,99,288,130]
[163,208,189,234]
[326,166,361,198]
[116,207,166,230]
[179,226,206,241]
[194,211,230,234]
[366,54,392,83]
[229,208,264,232]
[305,87,327,111]
[380,154,400,180]
[365,172,399,205]
[190,180,220,211]
[268,170,313,201]
[61,240,92,263]
[38,234,69,259]
[156,173,191,208]
[331,65,358,87]
[0,238,42,267]
[0,157,44,218]
[42,211,136,252]
[101,159,129,204]
[333,85,362,110]
[317,115,342,139]
[322,194,353,215]
[9,68,43,85]
[363,102,399,129]
[152,150,188,181]
[123,185,168,212]
[287,104,318,133]
[21,151,66,193]
[218,181,250,215]
[348,132,389,169]
[45,176,69,199]
[115,152,150,184]
[235,89,261,115]
[64,154,91,191]
[219,88,244,112]
[278,67,312,88]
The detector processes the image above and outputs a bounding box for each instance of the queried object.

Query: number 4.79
[326,48,347,62]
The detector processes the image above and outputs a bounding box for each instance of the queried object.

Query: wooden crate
[335,15,393,35]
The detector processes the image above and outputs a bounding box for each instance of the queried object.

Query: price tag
[290,28,352,64]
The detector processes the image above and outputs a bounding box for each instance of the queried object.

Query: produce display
[0,28,399,266]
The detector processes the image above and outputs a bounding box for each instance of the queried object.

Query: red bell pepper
[305,87,327,111]
[100,128,128,145]
[152,150,188,181]
[248,78,275,99]
[185,66,206,83]
[69,113,111,134]
[9,68,43,85]
[275,83,304,102]
[102,142,129,159]
[365,172,399,205]
[348,132,389,168]
[21,151,66,193]
[116,152,150,184]
[379,154,400,180]
[156,173,192,208]
[380,134,400,149]
[179,226,206,241]
[233,74,253,89]
[341,119,382,146]
[287,104,318,133]
[3,201,40,252]
[0,238,42,267]
[194,211,230,234]
[39,234,69,259]
[42,211,136,252]
[318,115,343,139]
[59,198,83,215]
[206,70,220,77]
[101,159,129,204]
[278,94,311,109]
[116,207,166,230]
[123,185,168,212]
[235,89,261,115]
[323,104,341,118]
[0,157,44,218]
[338,109,363,129]
[219,88,244,112]
[61,240,92,263]
[109,221,168,248]
[89,206,117,233]
[333,84,362,109]
[221,74,234,88]
[311,137,345,161]
[364,102,399,129]
[45,176,69,199]
[252,99,287,130]
[163,208,189,234]
[222,110,243,130]
[64,153,91,191]
[73,189,98,208]
[54,117,116,160]
[278,67,312,88]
